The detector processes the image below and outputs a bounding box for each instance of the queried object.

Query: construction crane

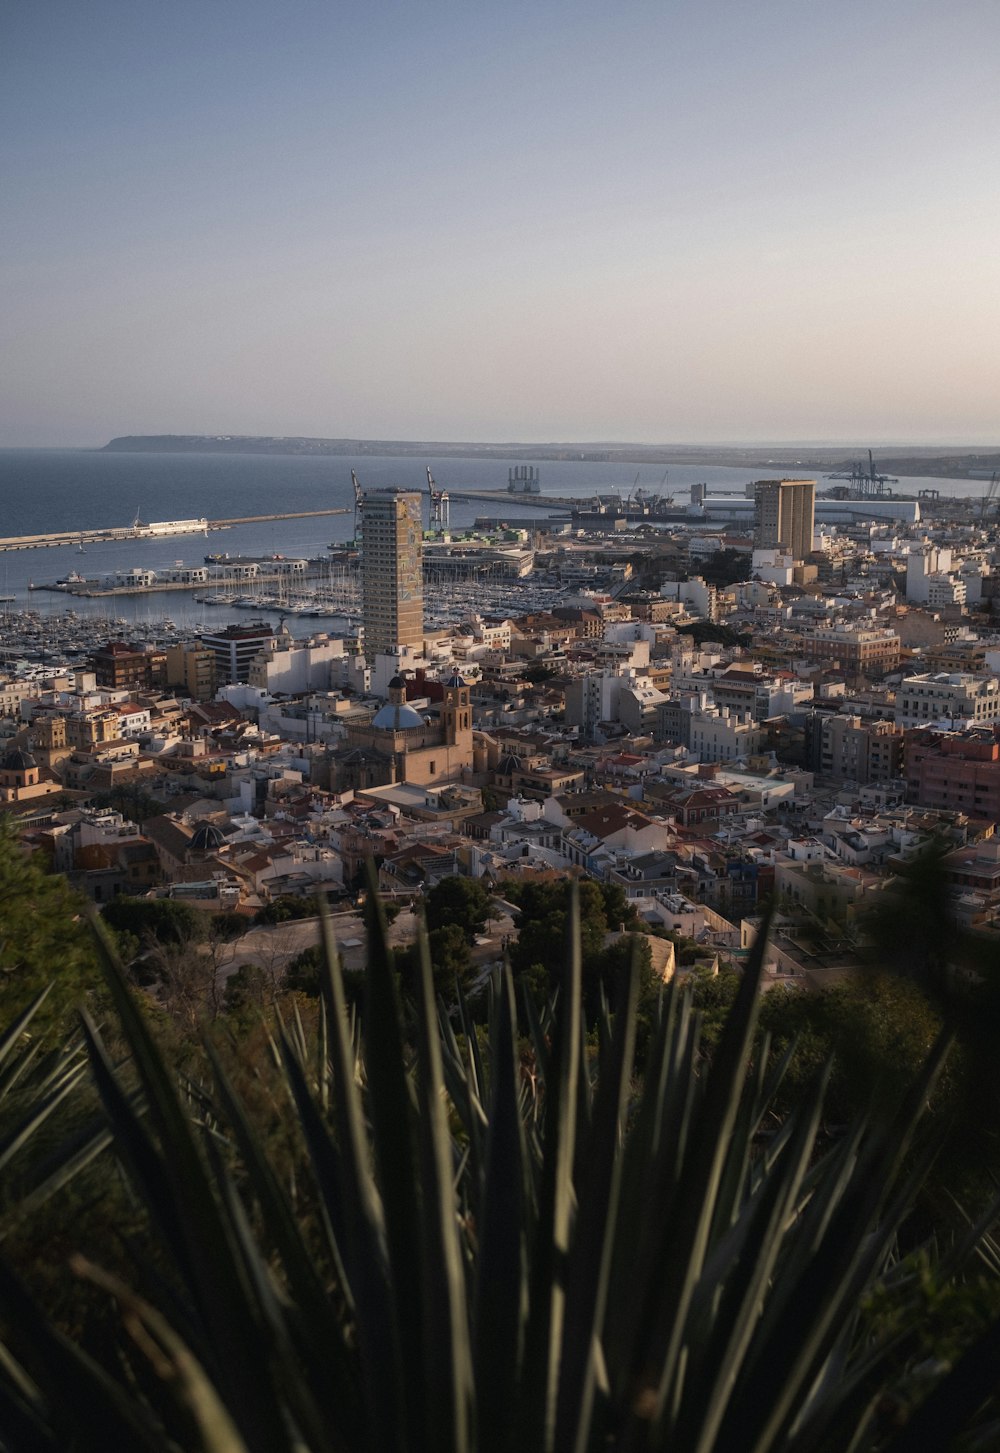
[980,471,1000,524]
[426,466,450,532]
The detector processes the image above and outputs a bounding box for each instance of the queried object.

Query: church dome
[190,820,226,853]
[372,701,425,731]
[388,673,407,690]
[444,671,467,688]
[1,747,36,772]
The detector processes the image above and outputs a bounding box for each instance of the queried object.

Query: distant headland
[100,435,1000,481]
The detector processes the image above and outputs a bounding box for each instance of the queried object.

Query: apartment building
[796,622,901,678]
[905,727,1000,820]
[752,479,815,561]
[360,488,424,659]
[894,673,1000,730]
[813,712,905,784]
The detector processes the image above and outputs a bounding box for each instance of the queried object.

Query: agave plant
[0,880,998,1452]
[0,985,115,1235]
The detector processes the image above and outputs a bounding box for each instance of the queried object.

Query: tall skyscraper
[753,479,816,561]
[360,488,424,659]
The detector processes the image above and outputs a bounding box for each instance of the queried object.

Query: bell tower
[442,672,472,747]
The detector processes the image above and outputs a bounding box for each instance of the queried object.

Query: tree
[698,548,752,588]
[89,785,165,824]
[0,817,105,1036]
[222,961,276,1018]
[425,876,493,944]
[758,974,947,1127]
[679,621,751,649]
[282,945,366,1009]
[504,878,650,1029]
[395,923,474,1000]
[254,895,320,927]
[505,879,611,979]
[101,897,206,947]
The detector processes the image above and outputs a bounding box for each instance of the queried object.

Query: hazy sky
[2,0,998,447]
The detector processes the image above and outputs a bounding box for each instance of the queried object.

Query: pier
[0,506,350,553]
[443,488,578,510]
[29,565,343,599]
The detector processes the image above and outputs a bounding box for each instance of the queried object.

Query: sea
[0,447,983,634]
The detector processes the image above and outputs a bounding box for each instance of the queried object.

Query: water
[0,447,983,631]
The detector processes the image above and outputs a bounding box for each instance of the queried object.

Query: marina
[0,607,197,670]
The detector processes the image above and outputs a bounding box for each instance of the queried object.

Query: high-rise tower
[360,488,424,659]
[752,479,816,562]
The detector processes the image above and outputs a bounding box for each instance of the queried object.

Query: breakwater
[0,507,351,553]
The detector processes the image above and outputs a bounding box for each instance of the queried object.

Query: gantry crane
[426,466,450,532]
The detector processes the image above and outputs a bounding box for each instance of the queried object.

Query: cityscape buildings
[5,458,1000,990]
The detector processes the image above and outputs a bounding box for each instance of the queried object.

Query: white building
[905,545,966,605]
[750,549,794,587]
[660,576,719,621]
[688,705,763,764]
[894,672,1000,729]
[565,665,658,741]
[248,633,346,695]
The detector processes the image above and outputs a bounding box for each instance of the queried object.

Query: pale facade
[752,479,815,562]
[895,673,1000,729]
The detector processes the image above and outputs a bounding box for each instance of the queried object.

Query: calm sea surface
[0,448,981,630]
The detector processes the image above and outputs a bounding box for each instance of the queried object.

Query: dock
[443,488,583,510]
[29,565,342,599]
[0,507,350,553]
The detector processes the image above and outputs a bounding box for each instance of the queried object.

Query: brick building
[90,641,167,692]
[796,623,900,679]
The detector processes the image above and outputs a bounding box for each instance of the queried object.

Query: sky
[2,0,998,448]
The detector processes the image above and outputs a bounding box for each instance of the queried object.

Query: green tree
[395,922,474,999]
[0,818,104,1035]
[281,945,367,1010]
[758,974,946,1126]
[504,879,652,1033]
[505,879,610,980]
[89,785,165,823]
[222,961,274,1018]
[254,894,320,927]
[679,620,751,649]
[101,897,206,947]
[425,876,493,944]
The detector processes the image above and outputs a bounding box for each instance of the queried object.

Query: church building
[328,673,473,792]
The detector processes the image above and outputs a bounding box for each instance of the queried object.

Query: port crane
[980,472,1000,523]
[426,466,450,532]
[827,449,898,498]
